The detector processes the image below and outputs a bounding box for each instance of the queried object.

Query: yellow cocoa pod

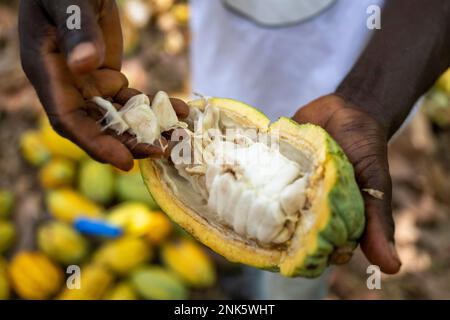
[9,251,63,300]
[94,236,152,275]
[46,189,104,223]
[37,221,89,265]
[39,158,76,189]
[161,238,216,288]
[0,220,16,254]
[107,202,152,236]
[0,190,14,219]
[78,159,115,205]
[20,130,51,166]
[103,281,138,300]
[145,211,172,245]
[59,264,113,300]
[0,257,10,300]
[39,120,86,161]
[107,203,172,244]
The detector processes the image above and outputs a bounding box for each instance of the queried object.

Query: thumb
[354,150,402,274]
[41,0,105,74]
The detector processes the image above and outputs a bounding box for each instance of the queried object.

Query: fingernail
[389,242,402,266]
[69,42,97,65]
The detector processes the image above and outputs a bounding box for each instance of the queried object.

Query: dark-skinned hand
[293,94,402,274]
[19,0,189,171]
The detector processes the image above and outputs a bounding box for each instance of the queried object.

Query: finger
[121,136,167,159]
[361,195,401,274]
[19,0,59,85]
[357,160,401,274]
[344,130,401,274]
[163,129,190,158]
[78,69,128,99]
[40,0,105,74]
[108,120,166,159]
[341,128,401,274]
[114,88,190,119]
[114,87,142,104]
[98,0,123,70]
[48,108,134,171]
[292,95,343,127]
[167,97,190,119]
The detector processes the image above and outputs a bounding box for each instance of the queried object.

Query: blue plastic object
[74,217,123,238]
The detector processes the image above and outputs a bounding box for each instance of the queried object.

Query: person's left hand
[19,0,189,171]
[293,94,402,274]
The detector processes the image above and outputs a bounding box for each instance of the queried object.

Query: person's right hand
[19,0,189,171]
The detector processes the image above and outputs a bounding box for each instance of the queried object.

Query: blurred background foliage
[0,0,449,300]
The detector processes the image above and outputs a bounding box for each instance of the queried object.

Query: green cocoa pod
[115,173,159,209]
[79,159,115,205]
[37,221,89,265]
[20,130,51,167]
[0,221,15,254]
[130,266,187,300]
[0,190,14,219]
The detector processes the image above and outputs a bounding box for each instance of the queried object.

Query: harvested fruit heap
[94,91,365,278]
[0,112,217,300]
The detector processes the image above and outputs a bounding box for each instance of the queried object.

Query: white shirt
[190,0,384,121]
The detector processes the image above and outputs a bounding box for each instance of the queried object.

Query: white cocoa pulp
[93,91,186,145]
[203,141,308,244]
